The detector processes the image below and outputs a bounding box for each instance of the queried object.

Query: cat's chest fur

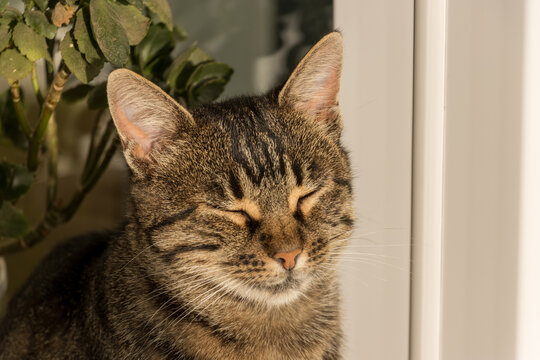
[158,299,339,360]
[107,240,342,359]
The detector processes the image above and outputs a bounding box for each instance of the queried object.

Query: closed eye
[206,200,261,227]
[293,186,323,216]
[226,209,253,222]
[298,189,320,204]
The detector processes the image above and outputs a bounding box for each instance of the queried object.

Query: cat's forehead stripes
[291,161,304,186]
[200,98,288,186]
[228,170,244,199]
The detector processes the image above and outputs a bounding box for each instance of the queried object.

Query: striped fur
[0,32,353,359]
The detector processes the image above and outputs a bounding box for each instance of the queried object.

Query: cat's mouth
[259,274,301,293]
[226,270,312,306]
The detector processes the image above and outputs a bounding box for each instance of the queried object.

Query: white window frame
[336,0,540,359]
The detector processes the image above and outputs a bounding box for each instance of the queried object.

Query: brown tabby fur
[0,32,353,359]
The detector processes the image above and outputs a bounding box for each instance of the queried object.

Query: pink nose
[273,248,302,270]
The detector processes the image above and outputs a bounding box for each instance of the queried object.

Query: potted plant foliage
[0,0,232,255]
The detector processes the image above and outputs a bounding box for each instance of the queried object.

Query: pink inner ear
[114,107,153,159]
[296,71,340,121]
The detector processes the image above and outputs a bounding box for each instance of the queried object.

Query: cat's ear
[107,69,194,163]
[278,32,343,134]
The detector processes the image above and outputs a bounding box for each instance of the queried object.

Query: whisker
[139,275,231,349]
[117,238,173,273]
[329,252,404,260]
[338,242,414,248]
[123,267,224,313]
[331,256,411,274]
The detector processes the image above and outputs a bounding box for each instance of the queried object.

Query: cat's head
[107,32,353,306]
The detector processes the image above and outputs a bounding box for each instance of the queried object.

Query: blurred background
[3,1,540,360]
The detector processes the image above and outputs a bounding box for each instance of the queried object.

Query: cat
[0,31,353,360]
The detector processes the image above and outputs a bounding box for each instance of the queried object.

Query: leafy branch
[0,0,233,254]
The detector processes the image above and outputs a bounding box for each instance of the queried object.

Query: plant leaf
[142,0,172,31]
[109,2,150,46]
[0,48,33,84]
[25,10,56,39]
[172,25,187,42]
[167,45,215,95]
[60,32,103,84]
[183,60,232,106]
[62,84,94,103]
[135,23,173,69]
[186,62,232,89]
[73,7,101,63]
[89,0,130,66]
[188,77,227,106]
[142,52,173,79]
[34,0,49,12]
[187,47,213,65]
[126,0,144,11]
[0,162,33,201]
[0,201,29,238]
[0,7,22,27]
[51,2,76,26]
[87,82,108,109]
[0,0,8,12]
[12,22,52,63]
[0,27,10,52]
[166,42,197,90]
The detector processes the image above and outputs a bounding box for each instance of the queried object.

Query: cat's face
[108,32,353,306]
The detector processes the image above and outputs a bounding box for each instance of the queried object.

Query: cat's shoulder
[0,232,114,359]
[0,232,113,331]
[20,231,111,294]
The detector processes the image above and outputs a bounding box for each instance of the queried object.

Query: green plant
[0,0,233,254]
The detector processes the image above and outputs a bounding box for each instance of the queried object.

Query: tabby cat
[0,32,353,360]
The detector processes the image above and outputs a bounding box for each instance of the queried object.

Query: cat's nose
[272,248,302,270]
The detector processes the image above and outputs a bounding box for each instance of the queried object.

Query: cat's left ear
[278,32,343,136]
[107,69,195,165]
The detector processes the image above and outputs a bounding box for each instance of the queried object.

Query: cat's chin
[227,275,313,307]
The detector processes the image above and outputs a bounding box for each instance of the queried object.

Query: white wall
[412,0,540,359]
[335,1,414,359]
[339,0,540,359]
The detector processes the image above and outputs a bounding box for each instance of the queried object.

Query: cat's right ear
[278,32,343,138]
[107,69,194,166]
